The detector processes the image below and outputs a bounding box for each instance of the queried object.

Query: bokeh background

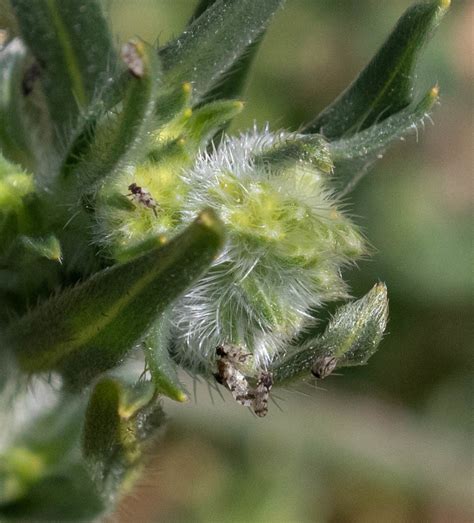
[108,1,473,522]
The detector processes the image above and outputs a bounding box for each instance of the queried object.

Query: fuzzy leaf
[0,38,33,167]
[272,283,389,385]
[188,0,263,103]
[188,0,219,23]
[10,0,116,137]
[61,39,161,190]
[59,73,129,179]
[9,210,225,386]
[204,40,263,105]
[19,234,62,263]
[184,99,244,147]
[305,0,450,139]
[254,134,333,174]
[83,378,165,500]
[328,85,439,195]
[155,81,192,130]
[160,0,284,104]
[143,314,188,403]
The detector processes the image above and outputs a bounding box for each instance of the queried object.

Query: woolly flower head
[175,127,365,370]
[98,126,365,372]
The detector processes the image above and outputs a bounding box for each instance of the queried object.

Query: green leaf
[9,210,225,387]
[203,39,262,105]
[112,235,167,264]
[0,38,33,168]
[304,0,450,139]
[184,99,244,148]
[0,153,35,253]
[160,0,284,104]
[143,314,188,403]
[61,39,161,189]
[188,0,219,23]
[253,134,333,174]
[187,0,264,104]
[59,73,129,179]
[83,378,165,499]
[10,0,116,137]
[272,283,389,385]
[327,85,439,195]
[19,234,62,263]
[155,81,192,128]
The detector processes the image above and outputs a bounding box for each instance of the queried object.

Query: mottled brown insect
[252,370,273,417]
[214,344,273,417]
[127,183,158,217]
[311,355,338,379]
[214,344,253,407]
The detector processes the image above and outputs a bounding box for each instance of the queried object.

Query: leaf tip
[175,390,189,403]
[368,281,389,328]
[196,208,217,226]
[373,281,387,296]
[196,208,226,247]
[438,0,451,11]
[182,82,192,95]
[429,84,440,100]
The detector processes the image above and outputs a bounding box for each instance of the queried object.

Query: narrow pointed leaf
[305,0,450,138]
[20,234,62,263]
[272,283,389,385]
[10,0,116,136]
[9,210,225,386]
[60,72,129,178]
[202,39,262,105]
[188,0,264,103]
[184,99,244,147]
[155,81,192,128]
[160,0,284,104]
[254,134,333,174]
[328,86,439,195]
[61,39,161,189]
[143,314,188,402]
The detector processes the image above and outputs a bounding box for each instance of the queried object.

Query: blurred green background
[108,1,473,522]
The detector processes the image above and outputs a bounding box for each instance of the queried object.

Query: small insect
[214,345,273,417]
[214,344,253,407]
[127,183,158,217]
[252,370,273,417]
[311,355,338,379]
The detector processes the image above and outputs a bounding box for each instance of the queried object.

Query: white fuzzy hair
[169,127,360,372]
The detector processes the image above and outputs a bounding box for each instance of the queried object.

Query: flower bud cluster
[98,126,365,372]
